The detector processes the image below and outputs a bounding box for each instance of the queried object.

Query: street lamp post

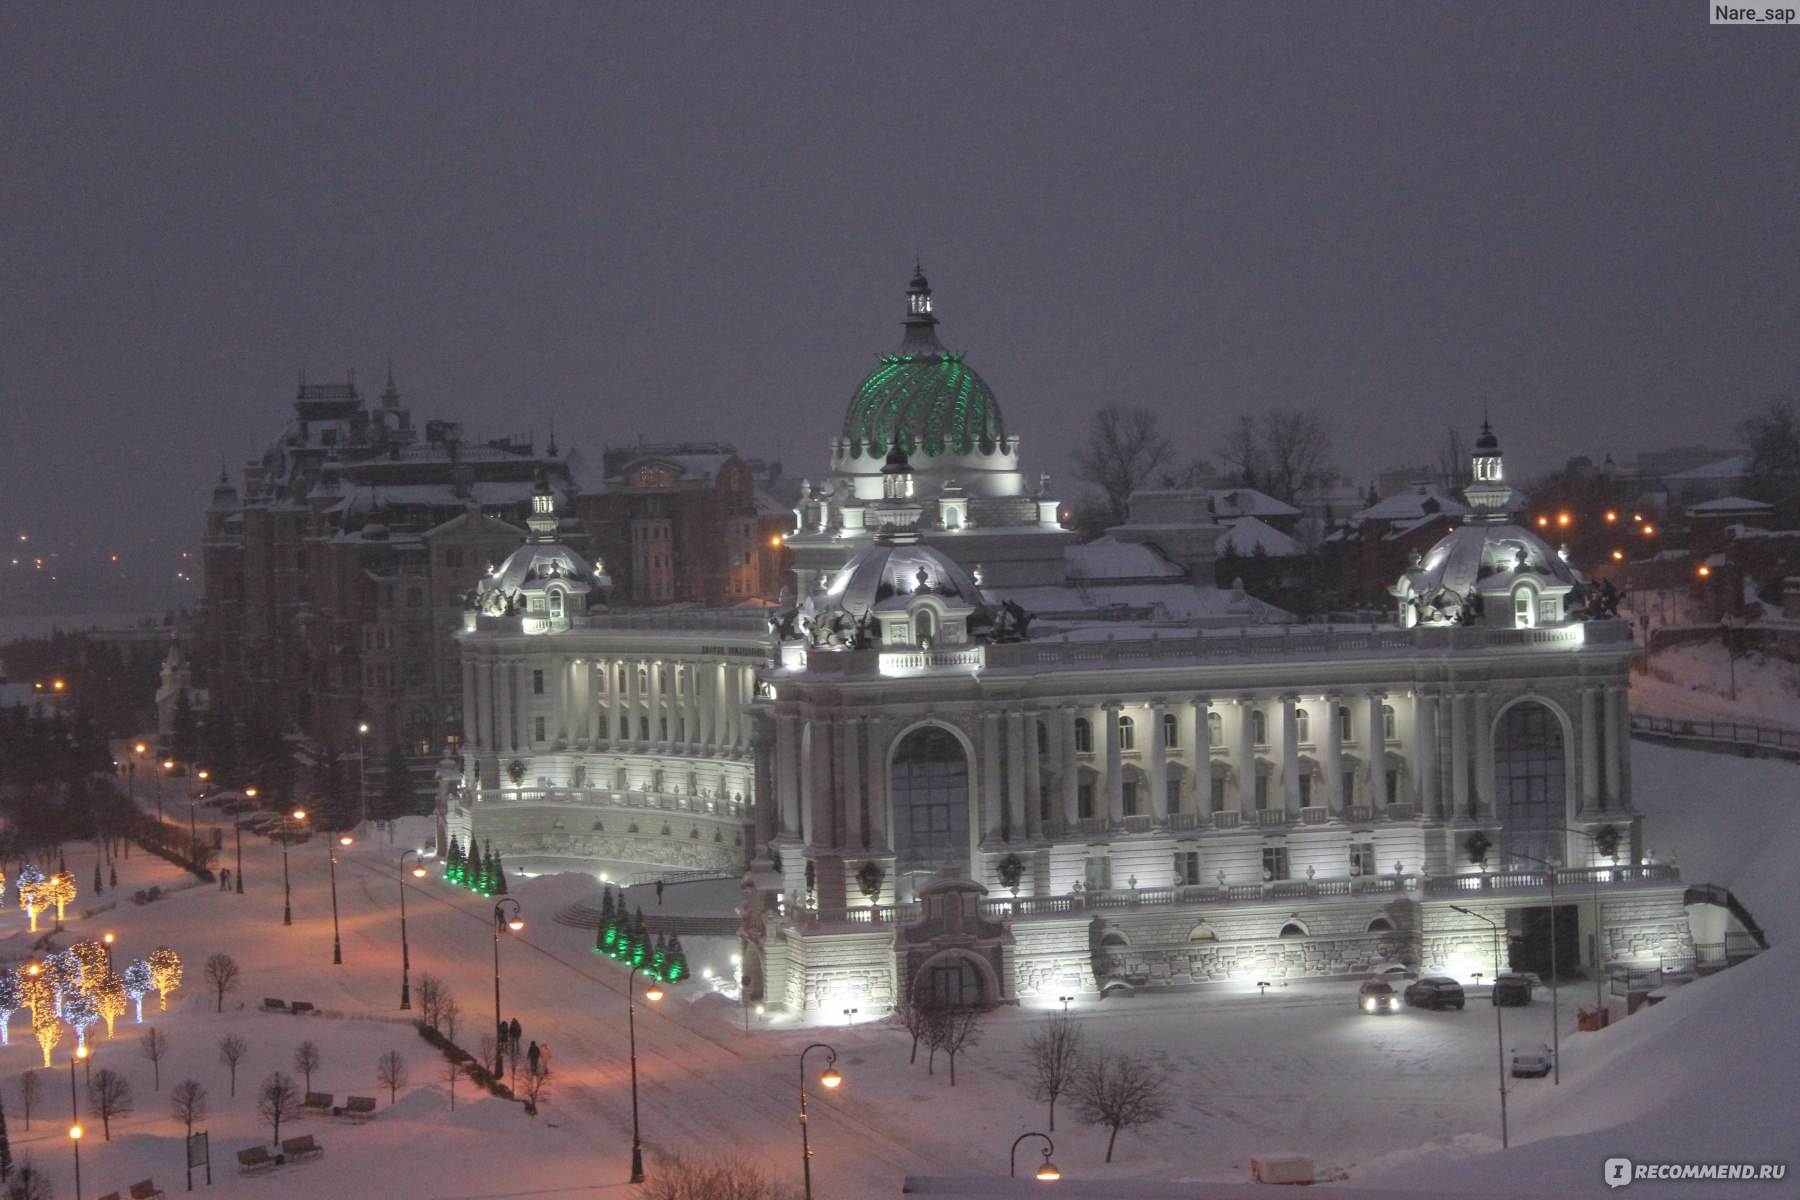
[1451,904,1507,1149]
[492,899,523,1078]
[71,1045,88,1118]
[102,933,114,972]
[157,760,172,827]
[282,809,306,926]
[328,833,352,965]
[398,850,426,1010]
[798,1042,841,1200]
[1510,850,1562,1085]
[626,963,665,1183]
[70,1124,82,1200]
[1010,1132,1060,1180]
[357,722,370,832]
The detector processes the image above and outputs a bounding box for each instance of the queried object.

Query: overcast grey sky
[4,3,1796,588]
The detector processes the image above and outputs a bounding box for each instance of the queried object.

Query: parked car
[1358,979,1399,1014]
[1493,973,1535,1006]
[1511,1042,1554,1078]
[1403,976,1466,1010]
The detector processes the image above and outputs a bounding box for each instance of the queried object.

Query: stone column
[496,660,514,753]
[1236,697,1257,812]
[1104,701,1124,823]
[841,718,863,850]
[1023,711,1043,838]
[463,658,479,751]
[1605,690,1634,813]
[1580,687,1600,815]
[1280,695,1300,814]
[557,657,572,745]
[1322,692,1344,813]
[1148,701,1169,822]
[1611,684,1632,812]
[1473,690,1493,819]
[648,661,664,748]
[1415,691,1440,817]
[1005,709,1027,841]
[776,713,801,838]
[982,711,1004,841]
[1193,697,1213,811]
[864,718,888,852]
[624,661,641,748]
[1060,706,1080,825]
[1447,691,1466,818]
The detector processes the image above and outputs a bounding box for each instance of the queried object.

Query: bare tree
[477,1034,497,1080]
[636,1153,796,1200]
[293,1041,321,1094]
[1739,397,1800,523]
[1219,410,1335,505]
[889,989,932,1066]
[169,1080,208,1139]
[1026,1013,1085,1131]
[375,1050,408,1104]
[1437,426,1471,492]
[416,974,443,1030]
[139,1027,168,1091]
[924,1005,983,1087]
[256,1072,299,1146]
[443,1051,461,1111]
[15,1072,39,1133]
[86,1067,133,1140]
[518,1060,550,1112]
[1071,404,1175,529]
[1071,1052,1173,1162]
[218,1035,248,1097]
[439,994,461,1044]
[203,953,240,1013]
[2,1157,52,1200]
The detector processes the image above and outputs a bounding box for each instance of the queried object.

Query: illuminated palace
[443,271,1695,1013]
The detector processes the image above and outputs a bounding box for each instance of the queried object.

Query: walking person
[527,1040,541,1074]
[509,1016,523,1056]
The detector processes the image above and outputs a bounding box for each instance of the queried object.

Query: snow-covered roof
[1209,488,1300,519]
[1352,483,1471,524]
[1216,516,1301,557]
[1065,536,1182,580]
[1688,495,1773,514]
[1668,454,1748,480]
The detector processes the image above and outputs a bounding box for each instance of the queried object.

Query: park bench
[236,1146,277,1174]
[96,1192,121,1200]
[334,1095,377,1119]
[262,998,287,1012]
[128,1182,166,1200]
[280,1135,323,1162]
[288,1001,315,1015]
[300,1091,333,1115]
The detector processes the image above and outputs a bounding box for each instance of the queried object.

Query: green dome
[841,271,1006,459]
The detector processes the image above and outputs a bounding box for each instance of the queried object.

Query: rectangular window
[533,716,546,743]
[1121,780,1139,816]
[1386,768,1400,805]
[1254,773,1270,809]
[1166,776,1182,814]
[445,734,461,755]
[1174,850,1199,886]
[1350,841,1376,877]
[1162,713,1179,749]
[1339,706,1353,742]
[1077,781,1095,819]
[1261,845,1289,882]
[1084,855,1112,891]
[1298,774,1313,808]
[1343,771,1357,804]
[1210,774,1227,813]
[532,670,545,695]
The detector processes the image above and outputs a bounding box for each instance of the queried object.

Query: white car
[1510,1043,1553,1078]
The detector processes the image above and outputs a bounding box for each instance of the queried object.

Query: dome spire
[899,263,945,357]
[1464,416,1514,523]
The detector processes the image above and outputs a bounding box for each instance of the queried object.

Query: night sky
[4,4,1796,598]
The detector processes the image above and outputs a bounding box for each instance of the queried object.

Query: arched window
[1513,587,1536,628]
[1367,916,1394,933]
[548,589,564,619]
[1295,708,1311,745]
[1207,711,1223,747]
[1279,921,1308,938]
[1118,715,1135,751]
[1074,718,1093,754]
[1188,923,1216,941]
[1162,712,1179,749]
[891,726,972,875]
[914,953,984,1010]
[1382,704,1397,741]
[913,609,936,644]
[1495,701,1566,866]
[1252,710,1268,746]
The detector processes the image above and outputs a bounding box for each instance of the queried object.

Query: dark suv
[1492,973,1535,1006]
[1403,976,1466,1010]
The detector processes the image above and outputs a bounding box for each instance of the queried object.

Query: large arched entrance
[1494,700,1567,867]
[891,725,972,892]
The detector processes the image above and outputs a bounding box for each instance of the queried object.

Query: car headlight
[1364,998,1375,1010]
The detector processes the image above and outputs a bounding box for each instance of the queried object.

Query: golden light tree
[147,947,183,1010]
[20,965,52,1020]
[17,875,46,933]
[93,971,128,1039]
[47,871,78,923]
[32,1004,62,1068]
[71,940,109,988]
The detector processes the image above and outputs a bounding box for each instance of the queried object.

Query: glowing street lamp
[70,1124,83,1200]
[236,787,257,894]
[397,849,427,1010]
[626,963,665,1182]
[492,899,523,1077]
[798,1043,841,1200]
[1450,904,1507,1149]
[1011,1132,1060,1180]
[356,722,370,831]
[282,809,306,926]
[328,833,353,965]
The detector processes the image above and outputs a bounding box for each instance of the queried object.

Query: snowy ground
[1631,640,1800,733]
[8,717,1798,1199]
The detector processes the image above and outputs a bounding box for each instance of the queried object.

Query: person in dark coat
[655,878,665,905]
[509,1016,523,1055]
[527,1040,541,1072]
